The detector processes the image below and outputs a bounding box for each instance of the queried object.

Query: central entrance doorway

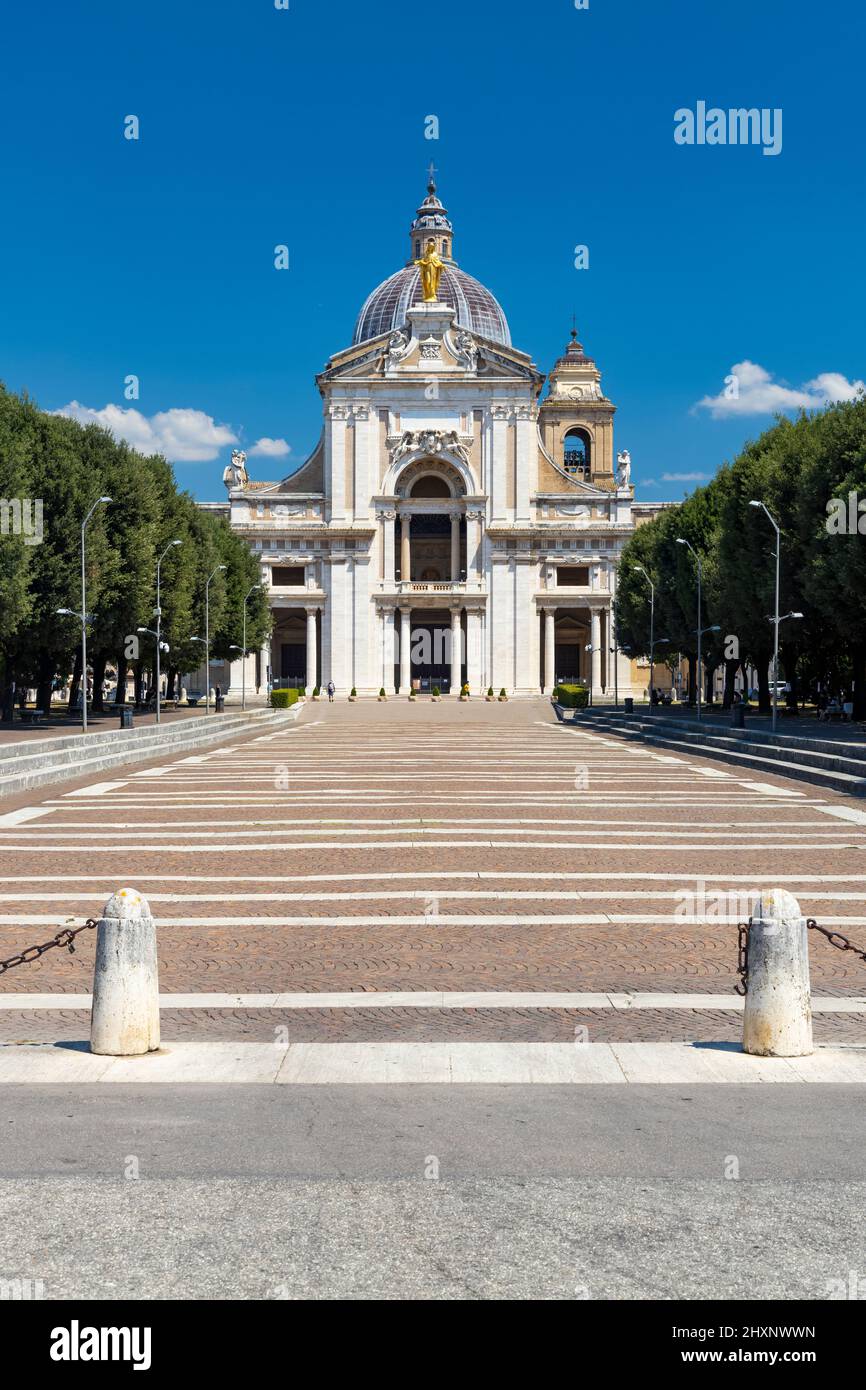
[409,609,456,692]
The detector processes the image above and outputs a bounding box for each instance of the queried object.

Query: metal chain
[735,922,750,996]
[806,917,866,964]
[735,916,866,997]
[0,919,98,976]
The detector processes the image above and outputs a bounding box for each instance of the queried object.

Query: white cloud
[54,402,238,462]
[249,437,291,458]
[695,361,865,419]
[662,471,710,482]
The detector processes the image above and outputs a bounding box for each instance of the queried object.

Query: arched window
[563,428,591,475]
[443,241,450,257]
[415,240,421,258]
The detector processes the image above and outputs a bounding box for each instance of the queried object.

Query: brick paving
[1,697,865,1042]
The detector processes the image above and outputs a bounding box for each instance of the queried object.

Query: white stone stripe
[0,991,862,1012]
[820,806,866,825]
[0,871,862,884]
[0,888,863,903]
[20,814,843,827]
[4,827,856,841]
[0,808,56,826]
[62,782,128,797]
[3,912,866,927]
[1,1040,864,1084]
[0,841,860,853]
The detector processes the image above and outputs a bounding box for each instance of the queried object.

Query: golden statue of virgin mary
[415,238,444,302]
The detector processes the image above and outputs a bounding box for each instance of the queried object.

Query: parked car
[186,690,204,707]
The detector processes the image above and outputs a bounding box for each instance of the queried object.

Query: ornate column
[590,608,602,695]
[329,404,347,522]
[382,607,397,692]
[305,607,318,694]
[544,607,556,692]
[382,510,396,586]
[450,607,463,694]
[400,512,411,583]
[399,605,412,693]
[465,509,482,584]
[450,509,461,582]
[466,607,482,692]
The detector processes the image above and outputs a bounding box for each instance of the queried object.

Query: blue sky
[1,0,863,502]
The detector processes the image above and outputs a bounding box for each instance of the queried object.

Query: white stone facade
[215,182,663,700]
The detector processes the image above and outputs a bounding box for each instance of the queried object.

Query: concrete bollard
[742,888,813,1057]
[90,888,160,1056]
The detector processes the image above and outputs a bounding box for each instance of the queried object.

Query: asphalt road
[2,1085,864,1300]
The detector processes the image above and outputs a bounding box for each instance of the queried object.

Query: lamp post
[749,500,784,732]
[583,645,594,707]
[204,564,227,713]
[154,540,182,725]
[240,584,261,711]
[608,597,629,709]
[676,537,707,720]
[609,642,630,709]
[632,564,657,710]
[137,629,170,711]
[75,496,111,732]
[768,611,804,722]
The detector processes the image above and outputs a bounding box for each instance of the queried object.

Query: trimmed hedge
[553,683,589,709]
[270,688,301,709]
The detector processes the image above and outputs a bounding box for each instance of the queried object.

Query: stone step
[0,708,294,798]
[602,717,866,779]
[582,716,866,797]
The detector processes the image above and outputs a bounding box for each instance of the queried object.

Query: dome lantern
[408,164,454,266]
[352,174,511,347]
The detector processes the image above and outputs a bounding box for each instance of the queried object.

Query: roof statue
[223,449,249,491]
[415,238,444,303]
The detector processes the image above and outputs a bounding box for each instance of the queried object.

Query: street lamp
[766,611,804,717]
[676,537,710,720]
[73,495,112,732]
[632,564,659,710]
[240,584,262,711]
[749,500,785,732]
[583,644,595,708]
[204,564,227,714]
[137,627,170,711]
[609,641,630,709]
[154,540,182,725]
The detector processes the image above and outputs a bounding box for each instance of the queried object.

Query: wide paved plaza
[1,698,865,1048]
[3,701,866,1300]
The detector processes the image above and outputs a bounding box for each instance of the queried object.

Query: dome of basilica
[352,174,512,349]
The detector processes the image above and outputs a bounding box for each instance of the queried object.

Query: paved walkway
[1,696,865,1054]
[0,705,241,746]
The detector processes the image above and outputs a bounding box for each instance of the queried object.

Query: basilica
[213,175,662,699]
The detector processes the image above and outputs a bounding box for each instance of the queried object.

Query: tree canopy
[0,383,270,710]
[615,397,866,715]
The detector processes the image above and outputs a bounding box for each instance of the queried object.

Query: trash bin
[624,697,634,714]
[119,708,134,730]
[731,704,745,729]
[215,694,225,713]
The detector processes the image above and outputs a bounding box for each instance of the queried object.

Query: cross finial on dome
[427,161,438,194]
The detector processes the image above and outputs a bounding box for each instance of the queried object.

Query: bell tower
[538,327,616,485]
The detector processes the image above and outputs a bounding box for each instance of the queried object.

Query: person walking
[327,680,335,703]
